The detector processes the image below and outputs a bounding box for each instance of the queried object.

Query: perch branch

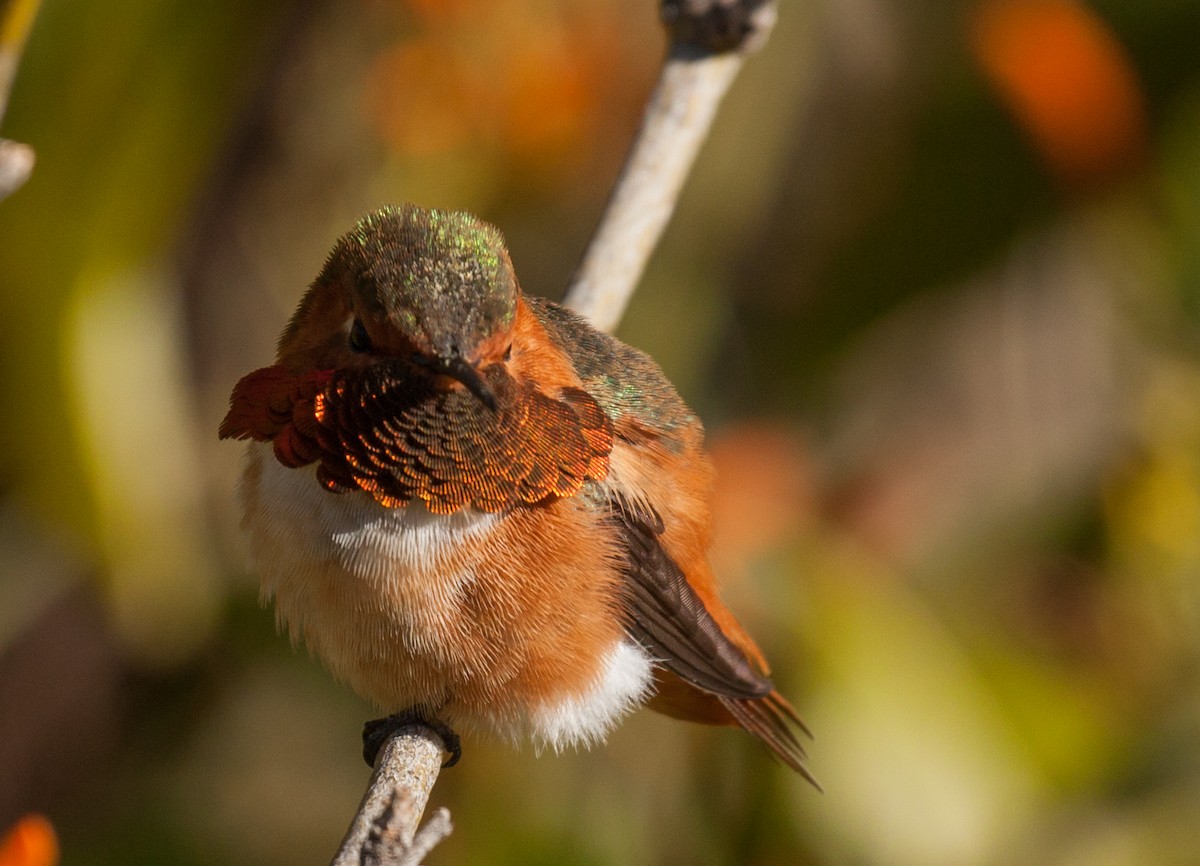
[330,723,450,866]
[332,2,777,863]
[0,0,41,200]
[563,0,777,333]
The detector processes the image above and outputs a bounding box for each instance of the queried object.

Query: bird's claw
[362,712,462,768]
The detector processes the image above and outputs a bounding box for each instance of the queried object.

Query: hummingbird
[220,204,814,784]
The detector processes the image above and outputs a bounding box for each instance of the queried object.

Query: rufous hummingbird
[220,204,814,784]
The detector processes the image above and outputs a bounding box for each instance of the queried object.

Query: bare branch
[0,0,41,123]
[396,809,453,866]
[0,0,43,200]
[563,0,777,333]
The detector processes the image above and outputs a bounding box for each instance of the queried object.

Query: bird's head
[278,204,517,409]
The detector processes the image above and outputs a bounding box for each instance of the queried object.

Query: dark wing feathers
[722,693,820,788]
[613,502,771,700]
[613,500,815,782]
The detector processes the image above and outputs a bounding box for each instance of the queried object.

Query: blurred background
[2,0,1200,863]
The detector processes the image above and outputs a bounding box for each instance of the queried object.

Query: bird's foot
[362,711,462,769]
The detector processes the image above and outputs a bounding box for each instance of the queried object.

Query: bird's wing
[612,498,816,782]
[611,500,771,700]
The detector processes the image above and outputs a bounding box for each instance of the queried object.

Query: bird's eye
[348,318,371,353]
[503,344,513,361]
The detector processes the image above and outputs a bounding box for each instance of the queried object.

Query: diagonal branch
[564,0,777,333]
[0,0,41,200]
[332,2,777,863]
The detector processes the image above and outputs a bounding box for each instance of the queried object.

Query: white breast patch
[243,443,497,652]
[529,639,654,751]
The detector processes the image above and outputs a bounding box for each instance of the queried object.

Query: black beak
[441,356,497,411]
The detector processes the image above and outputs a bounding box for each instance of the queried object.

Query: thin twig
[563,0,777,333]
[396,809,453,866]
[0,0,42,200]
[332,2,777,863]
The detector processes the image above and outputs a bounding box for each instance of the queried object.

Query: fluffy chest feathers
[243,443,498,651]
[239,443,650,748]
